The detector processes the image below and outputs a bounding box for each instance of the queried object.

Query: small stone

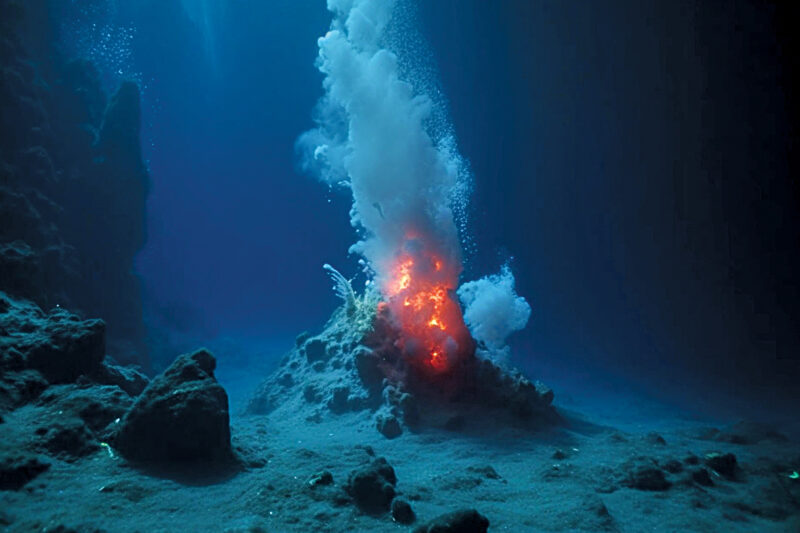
[391,498,415,524]
[691,468,714,486]
[345,457,397,515]
[466,465,501,480]
[625,465,671,491]
[662,459,683,474]
[684,454,700,465]
[303,338,328,363]
[644,432,666,446]
[552,449,567,460]
[704,452,737,479]
[308,470,334,488]
[376,414,402,439]
[413,508,489,533]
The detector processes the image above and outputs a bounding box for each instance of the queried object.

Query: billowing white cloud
[296,0,466,293]
[457,265,531,355]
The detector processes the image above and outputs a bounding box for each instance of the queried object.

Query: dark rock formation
[376,413,402,439]
[308,470,334,488]
[622,458,671,491]
[0,0,150,368]
[345,457,397,515]
[391,498,415,524]
[413,509,490,533]
[691,468,714,487]
[110,349,235,466]
[248,299,559,436]
[704,452,738,479]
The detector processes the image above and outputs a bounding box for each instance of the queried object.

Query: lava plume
[380,233,472,372]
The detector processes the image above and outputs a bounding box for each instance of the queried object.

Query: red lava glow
[382,243,470,372]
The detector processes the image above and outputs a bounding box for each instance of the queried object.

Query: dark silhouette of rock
[391,498,415,524]
[691,468,714,486]
[0,454,50,490]
[308,470,333,488]
[704,452,737,479]
[345,457,397,515]
[661,459,683,473]
[110,349,234,466]
[376,413,402,439]
[623,460,671,491]
[413,509,489,533]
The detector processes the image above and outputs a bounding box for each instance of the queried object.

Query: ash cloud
[457,265,531,359]
[296,0,467,290]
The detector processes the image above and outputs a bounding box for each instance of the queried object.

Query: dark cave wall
[0,0,149,366]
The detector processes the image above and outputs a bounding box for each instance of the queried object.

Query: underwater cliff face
[0,0,149,367]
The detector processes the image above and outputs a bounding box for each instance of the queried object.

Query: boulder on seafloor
[345,457,398,515]
[110,349,235,466]
[413,509,490,533]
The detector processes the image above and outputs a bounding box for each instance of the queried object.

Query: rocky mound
[0,291,148,412]
[248,297,558,438]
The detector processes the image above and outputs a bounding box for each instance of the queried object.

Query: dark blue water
[55,0,799,425]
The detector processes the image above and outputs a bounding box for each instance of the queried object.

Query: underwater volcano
[1,0,800,531]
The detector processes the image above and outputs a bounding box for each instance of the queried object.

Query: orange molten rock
[382,252,471,372]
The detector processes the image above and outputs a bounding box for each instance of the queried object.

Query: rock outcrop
[0,0,150,368]
[110,349,235,466]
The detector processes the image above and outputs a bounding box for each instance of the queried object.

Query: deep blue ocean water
[54,0,799,428]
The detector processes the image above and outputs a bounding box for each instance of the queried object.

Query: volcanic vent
[247,0,556,434]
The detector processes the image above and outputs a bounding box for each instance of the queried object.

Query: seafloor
[2,295,799,533]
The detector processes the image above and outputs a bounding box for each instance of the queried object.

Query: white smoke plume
[297,0,466,292]
[457,265,532,358]
[298,0,531,364]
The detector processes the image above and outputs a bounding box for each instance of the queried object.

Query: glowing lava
[381,241,471,372]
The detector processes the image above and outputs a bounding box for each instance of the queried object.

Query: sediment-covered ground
[2,297,799,532]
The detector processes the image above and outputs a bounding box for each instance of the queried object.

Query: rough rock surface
[248,297,559,438]
[0,0,150,367]
[111,349,235,466]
